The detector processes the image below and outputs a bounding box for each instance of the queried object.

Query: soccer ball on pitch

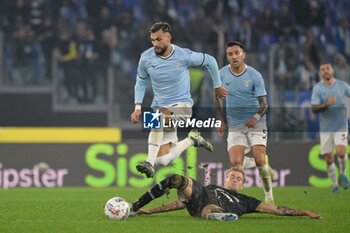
[104,197,130,220]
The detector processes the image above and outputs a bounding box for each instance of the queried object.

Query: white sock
[337,154,348,176]
[155,138,194,166]
[327,163,339,187]
[258,164,273,200]
[243,157,256,169]
[146,128,164,166]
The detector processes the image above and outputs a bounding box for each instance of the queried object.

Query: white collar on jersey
[159,44,175,59]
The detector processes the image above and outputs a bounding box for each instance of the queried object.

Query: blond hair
[225,165,246,183]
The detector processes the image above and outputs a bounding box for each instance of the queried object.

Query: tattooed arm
[245,95,268,128]
[136,200,186,215]
[256,203,322,219]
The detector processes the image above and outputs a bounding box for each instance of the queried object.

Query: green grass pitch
[1,187,349,233]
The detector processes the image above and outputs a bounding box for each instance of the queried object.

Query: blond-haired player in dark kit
[128,166,322,221]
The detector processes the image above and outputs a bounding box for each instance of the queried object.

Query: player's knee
[168,174,189,191]
[201,204,224,219]
[230,156,242,166]
[335,150,346,158]
[326,157,334,165]
[324,153,334,164]
[255,157,266,167]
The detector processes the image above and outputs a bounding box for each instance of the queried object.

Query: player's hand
[245,117,258,128]
[217,121,226,136]
[215,86,228,99]
[131,110,141,124]
[136,209,152,215]
[304,210,323,219]
[326,94,336,106]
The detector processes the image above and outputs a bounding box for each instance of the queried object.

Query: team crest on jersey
[243,80,251,87]
[173,62,181,68]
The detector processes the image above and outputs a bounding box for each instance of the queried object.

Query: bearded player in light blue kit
[311,62,350,194]
[214,41,274,204]
[131,22,228,178]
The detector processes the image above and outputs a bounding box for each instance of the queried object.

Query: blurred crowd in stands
[0,0,349,105]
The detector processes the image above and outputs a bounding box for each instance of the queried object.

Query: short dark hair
[226,41,244,51]
[320,60,332,66]
[150,22,171,34]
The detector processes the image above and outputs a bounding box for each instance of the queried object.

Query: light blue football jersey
[311,79,350,133]
[137,44,205,108]
[220,65,267,128]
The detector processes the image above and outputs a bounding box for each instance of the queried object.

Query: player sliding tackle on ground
[130,21,228,178]
[128,166,322,221]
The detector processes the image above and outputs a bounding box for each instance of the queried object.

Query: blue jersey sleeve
[188,50,205,67]
[311,86,321,105]
[186,49,221,87]
[134,75,148,104]
[202,54,221,88]
[137,56,149,79]
[219,68,224,82]
[135,56,149,104]
[254,73,267,97]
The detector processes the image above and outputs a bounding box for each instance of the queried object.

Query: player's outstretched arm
[215,86,228,99]
[256,203,323,219]
[201,54,228,99]
[136,200,186,215]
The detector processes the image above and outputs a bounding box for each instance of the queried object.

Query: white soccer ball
[104,197,130,220]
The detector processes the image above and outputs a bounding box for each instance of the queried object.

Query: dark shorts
[183,179,220,217]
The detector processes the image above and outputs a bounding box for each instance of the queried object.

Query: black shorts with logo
[183,179,220,217]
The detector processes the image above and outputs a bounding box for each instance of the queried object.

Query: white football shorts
[320,130,348,154]
[159,102,192,146]
[227,122,267,154]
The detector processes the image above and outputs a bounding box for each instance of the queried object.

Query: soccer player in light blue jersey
[214,41,274,204]
[130,22,228,178]
[311,62,350,194]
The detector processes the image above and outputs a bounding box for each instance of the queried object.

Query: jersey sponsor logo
[215,188,240,203]
[225,82,230,86]
[243,80,251,87]
[143,110,161,129]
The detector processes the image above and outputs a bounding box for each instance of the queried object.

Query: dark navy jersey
[206,185,262,216]
[184,180,262,217]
